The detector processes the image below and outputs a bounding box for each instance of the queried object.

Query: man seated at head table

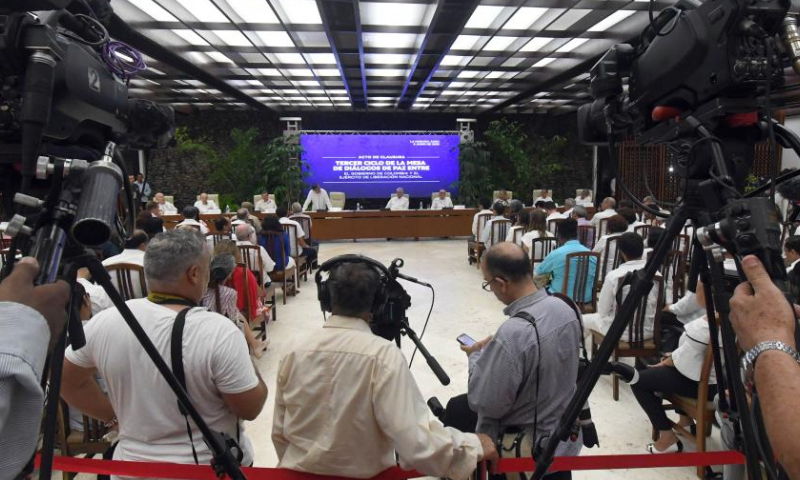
[194,193,219,214]
[154,192,177,215]
[494,189,510,207]
[533,189,553,205]
[255,191,277,212]
[576,189,593,207]
[386,187,409,211]
[431,189,454,210]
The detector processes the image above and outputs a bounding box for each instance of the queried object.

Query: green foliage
[453,141,492,206]
[261,134,309,206]
[204,128,269,204]
[218,194,240,212]
[175,127,216,158]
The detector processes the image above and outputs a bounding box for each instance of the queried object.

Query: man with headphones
[464,243,583,480]
[272,256,498,478]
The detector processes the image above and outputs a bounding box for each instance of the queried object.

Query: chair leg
[696,408,707,479]
[282,278,288,305]
[612,350,619,401]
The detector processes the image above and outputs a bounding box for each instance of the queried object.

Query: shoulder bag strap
[170,308,199,465]
[552,292,589,360]
[510,311,541,455]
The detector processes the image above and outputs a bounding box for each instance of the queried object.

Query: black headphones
[315,254,390,319]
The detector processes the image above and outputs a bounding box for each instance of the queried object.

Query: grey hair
[572,205,588,218]
[564,198,575,208]
[144,229,207,283]
[209,254,236,284]
[292,202,302,214]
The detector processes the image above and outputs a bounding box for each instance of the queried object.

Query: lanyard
[147,292,198,308]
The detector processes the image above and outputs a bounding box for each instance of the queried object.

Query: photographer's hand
[0,257,69,353]
[730,255,795,351]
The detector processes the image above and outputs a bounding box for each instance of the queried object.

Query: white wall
[783,117,800,170]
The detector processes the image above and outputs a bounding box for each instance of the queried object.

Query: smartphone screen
[457,333,476,347]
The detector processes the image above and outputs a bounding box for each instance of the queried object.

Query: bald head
[235,223,255,242]
[602,197,616,210]
[483,243,532,282]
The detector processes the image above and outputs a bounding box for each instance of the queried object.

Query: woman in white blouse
[521,210,555,264]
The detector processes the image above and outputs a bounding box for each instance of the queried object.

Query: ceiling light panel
[359,2,429,27]
[440,55,473,67]
[548,9,591,30]
[175,0,227,22]
[207,52,234,64]
[226,0,279,23]
[305,53,337,64]
[362,33,420,49]
[465,5,506,29]
[366,68,407,77]
[131,0,177,21]
[451,35,482,51]
[504,7,548,30]
[532,57,556,67]
[288,69,315,77]
[212,30,251,47]
[257,31,294,47]
[588,10,635,32]
[483,36,518,51]
[520,37,554,52]
[364,53,411,65]
[314,68,342,77]
[275,0,322,24]
[274,52,304,64]
[172,30,209,46]
[556,38,588,53]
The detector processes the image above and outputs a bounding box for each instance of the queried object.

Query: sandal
[646,440,683,454]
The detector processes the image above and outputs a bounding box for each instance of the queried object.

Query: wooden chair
[529,237,558,274]
[238,245,266,287]
[235,261,271,339]
[282,223,309,282]
[56,401,111,480]
[577,225,596,250]
[660,337,716,479]
[597,217,610,241]
[659,250,686,305]
[599,235,623,285]
[547,218,561,237]
[487,219,511,248]
[468,212,492,269]
[591,275,664,401]
[207,232,229,247]
[509,226,524,246]
[105,263,147,300]
[263,232,297,304]
[562,252,600,313]
[634,224,653,238]
[289,214,317,270]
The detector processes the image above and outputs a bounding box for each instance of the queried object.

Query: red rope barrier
[36,450,745,480]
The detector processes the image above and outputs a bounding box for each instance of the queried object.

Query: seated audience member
[464,243,582,474]
[214,216,233,239]
[607,292,716,453]
[563,198,576,217]
[571,205,592,227]
[785,235,800,273]
[386,187,409,210]
[494,189,510,207]
[272,260,497,478]
[260,216,297,273]
[154,192,177,215]
[480,202,507,247]
[545,201,567,233]
[584,233,658,344]
[214,240,268,321]
[194,192,218,213]
[235,224,275,286]
[593,214,630,278]
[643,226,665,259]
[102,230,148,299]
[62,229,268,468]
[277,206,318,265]
[536,219,597,300]
[290,203,313,238]
[241,202,263,234]
[508,199,524,219]
[201,253,268,357]
[506,210,529,245]
[176,206,209,234]
[431,189,454,210]
[643,196,669,226]
[521,209,554,257]
[255,192,277,212]
[231,208,252,228]
[136,209,164,239]
[533,189,553,205]
[471,198,493,240]
[534,200,546,210]
[76,268,114,316]
[591,197,617,229]
[302,183,333,211]
[619,207,645,233]
[576,189,593,207]
[145,201,161,218]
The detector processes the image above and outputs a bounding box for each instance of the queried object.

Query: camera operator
[465,243,583,480]
[0,258,70,477]
[730,255,800,480]
[272,260,498,479]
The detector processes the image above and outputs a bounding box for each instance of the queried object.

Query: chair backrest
[615,274,664,347]
[577,225,596,250]
[282,223,301,257]
[207,232,229,247]
[105,263,147,300]
[530,237,558,270]
[634,224,653,238]
[547,218,561,236]
[673,233,690,259]
[196,193,220,205]
[487,219,511,248]
[532,189,552,201]
[562,252,600,310]
[600,235,623,280]
[659,249,686,304]
[330,191,346,208]
[431,191,452,200]
[164,195,174,205]
[56,401,110,456]
[575,189,593,201]
[253,194,276,205]
[510,226,524,246]
[597,217,610,240]
[476,212,492,239]
[492,190,513,201]
[238,245,264,284]
[237,262,254,321]
[263,232,289,272]
[290,215,311,239]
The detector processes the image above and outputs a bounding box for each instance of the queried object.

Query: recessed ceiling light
[212,30,251,47]
[360,2,429,27]
[588,10,635,32]
[451,35,481,50]
[362,33,419,49]
[314,68,341,77]
[257,31,294,48]
[207,52,234,63]
[227,0,279,23]
[532,58,556,67]
[275,0,322,24]
[548,9,590,30]
[520,37,554,52]
[556,38,588,53]
[457,70,479,78]
[483,36,518,51]
[172,29,209,46]
[305,53,337,64]
[440,55,473,67]
[274,52,304,64]
[465,5,506,29]
[504,7,548,30]
[175,0,227,22]
[288,69,314,77]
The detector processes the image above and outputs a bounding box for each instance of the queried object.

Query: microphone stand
[400,319,450,385]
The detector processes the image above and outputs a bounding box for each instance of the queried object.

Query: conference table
[161,206,596,241]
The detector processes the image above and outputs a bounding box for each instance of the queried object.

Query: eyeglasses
[481,276,506,291]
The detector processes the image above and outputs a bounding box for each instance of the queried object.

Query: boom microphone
[389,258,432,287]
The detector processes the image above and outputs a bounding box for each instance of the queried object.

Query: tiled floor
[243,238,722,480]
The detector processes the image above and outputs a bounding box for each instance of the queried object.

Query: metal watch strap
[741,340,800,386]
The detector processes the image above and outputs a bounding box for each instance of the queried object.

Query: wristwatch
[741,340,800,387]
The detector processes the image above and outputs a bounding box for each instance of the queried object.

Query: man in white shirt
[533,189,553,205]
[194,193,219,213]
[62,229,268,468]
[618,207,645,233]
[386,187,409,210]
[273,259,496,478]
[154,192,177,215]
[544,201,567,233]
[277,206,318,265]
[134,173,151,210]
[176,206,209,234]
[590,197,617,231]
[471,197,493,240]
[576,189,593,207]
[481,202,507,246]
[584,233,660,344]
[431,189,454,210]
[235,224,275,286]
[562,198,575,217]
[101,230,148,299]
[76,268,114,316]
[785,235,800,273]
[302,183,333,211]
[494,189,510,207]
[255,191,277,212]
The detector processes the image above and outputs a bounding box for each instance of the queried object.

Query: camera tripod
[532,104,800,480]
